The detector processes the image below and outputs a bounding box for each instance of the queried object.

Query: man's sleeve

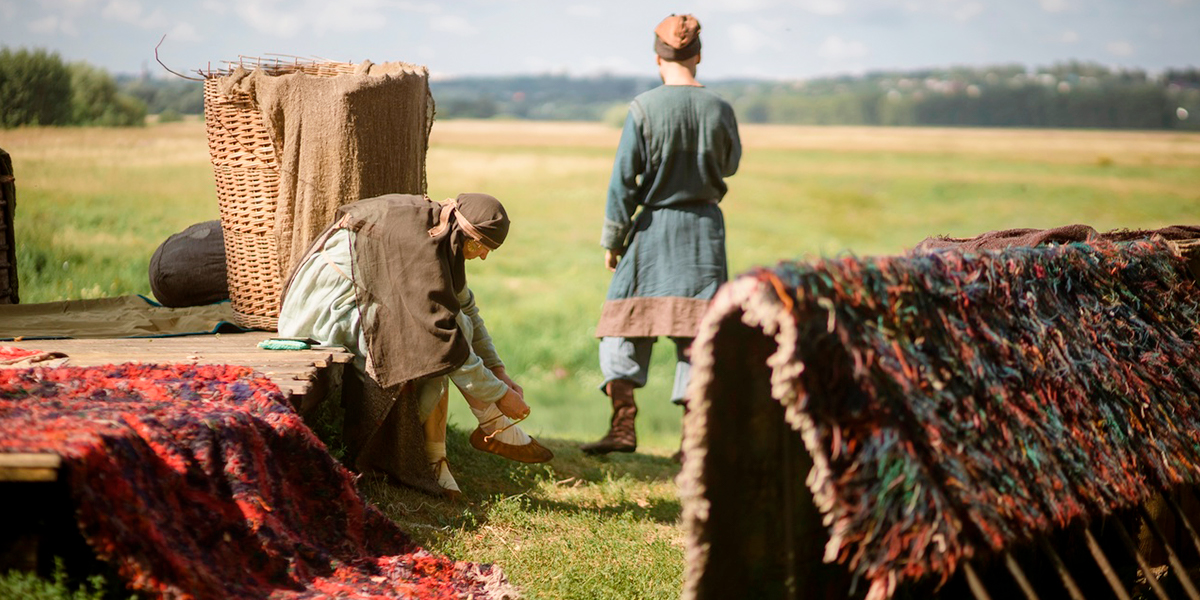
[601,103,647,250]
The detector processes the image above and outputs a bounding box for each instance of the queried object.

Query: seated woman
[278,193,552,498]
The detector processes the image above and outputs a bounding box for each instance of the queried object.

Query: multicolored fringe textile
[0,345,42,363]
[0,364,515,599]
[681,237,1200,600]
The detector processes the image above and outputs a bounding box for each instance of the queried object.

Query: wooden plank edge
[0,453,62,482]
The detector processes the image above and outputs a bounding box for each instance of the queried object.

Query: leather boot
[580,380,637,455]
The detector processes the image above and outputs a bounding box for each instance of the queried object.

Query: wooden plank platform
[0,453,61,482]
[0,331,353,399]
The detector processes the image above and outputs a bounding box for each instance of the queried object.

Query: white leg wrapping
[425,441,459,493]
[469,402,532,445]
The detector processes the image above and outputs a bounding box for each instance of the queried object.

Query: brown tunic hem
[595,297,711,338]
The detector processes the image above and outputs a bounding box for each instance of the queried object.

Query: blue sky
[3,0,1197,80]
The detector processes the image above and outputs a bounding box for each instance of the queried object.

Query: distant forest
[429,61,1200,131]
[3,46,1197,130]
[131,61,1199,131]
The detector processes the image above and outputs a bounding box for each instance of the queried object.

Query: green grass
[357,426,684,600]
[0,559,132,600]
[4,119,1200,598]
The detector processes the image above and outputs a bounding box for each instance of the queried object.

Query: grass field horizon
[3,118,1200,598]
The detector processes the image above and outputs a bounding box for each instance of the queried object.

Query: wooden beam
[0,453,61,482]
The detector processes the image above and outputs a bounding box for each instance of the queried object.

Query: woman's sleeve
[448,345,509,404]
[449,290,508,403]
[459,288,503,369]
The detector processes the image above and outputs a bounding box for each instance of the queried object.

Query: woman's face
[464,238,491,261]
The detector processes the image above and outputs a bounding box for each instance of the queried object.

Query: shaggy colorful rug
[680,237,1200,600]
[0,363,515,599]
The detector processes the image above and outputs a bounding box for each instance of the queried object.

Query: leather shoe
[470,427,554,463]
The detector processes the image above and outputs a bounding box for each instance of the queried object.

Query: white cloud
[952,1,984,21]
[1060,30,1078,43]
[695,0,843,13]
[310,1,389,35]
[416,45,437,64]
[28,14,78,36]
[729,22,783,54]
[694,0,779,13]
[236,1,306,37]
[1039,0,1071,12]
[891,0,984,20]
[28,15,60,34]
[566,4,603,18]
[429,14,478,35]
[102,0,140,22]
[35,0,97,10]
[1107,40,1134,56]
[799,0,847,16]
[387,0,440,14]
[102,0,170,29]
[0,1,16,22]
[229,0,442,38]
[200,0,228,14]
[22,0,95,36]
[167,22,202,43]
[818,34,868,60]
[820,34,868,60]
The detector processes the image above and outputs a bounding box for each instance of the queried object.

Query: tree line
[2,45,1197,131]
[432,63,1198,131]
[0,48,145,127]
[717,63,1199,131]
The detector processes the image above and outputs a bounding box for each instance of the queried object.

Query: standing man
[581,14,741,458]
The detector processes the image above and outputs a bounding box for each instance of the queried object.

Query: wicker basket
[202,59,359,330]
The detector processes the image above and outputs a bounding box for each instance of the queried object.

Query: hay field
[4,119,1200,450]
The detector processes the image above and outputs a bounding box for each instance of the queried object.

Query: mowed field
[3,119,1200,598]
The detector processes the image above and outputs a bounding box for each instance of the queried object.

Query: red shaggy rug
[0,363,515,599]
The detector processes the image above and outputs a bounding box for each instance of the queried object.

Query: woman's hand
[491,366,524,397]
[496,386,531,421]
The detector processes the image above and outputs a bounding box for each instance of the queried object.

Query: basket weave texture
[202,59,430,330]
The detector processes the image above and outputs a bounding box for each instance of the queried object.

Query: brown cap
[654,14,701,61]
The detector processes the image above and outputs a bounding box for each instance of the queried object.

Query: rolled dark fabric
[148,220,230,307]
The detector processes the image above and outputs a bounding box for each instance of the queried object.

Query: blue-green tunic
[596,85,741,338]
